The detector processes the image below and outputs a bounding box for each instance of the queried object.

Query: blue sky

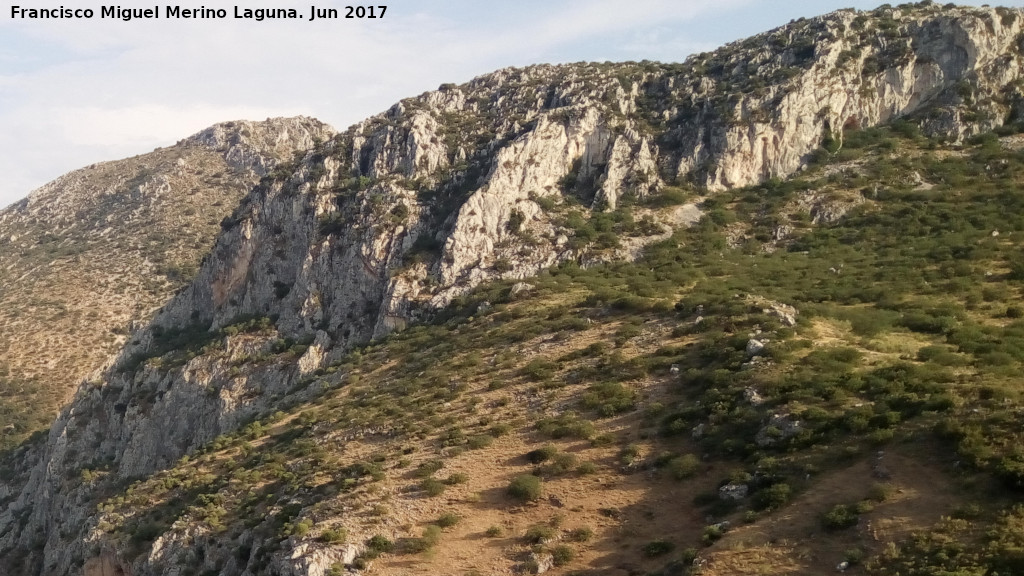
[1,0,1021,207]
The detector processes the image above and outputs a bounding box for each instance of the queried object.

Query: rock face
[2,4,1024,575]
[0,117,334,444]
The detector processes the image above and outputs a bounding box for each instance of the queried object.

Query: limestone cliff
[0,117,334,447]
[2,4,1024,575]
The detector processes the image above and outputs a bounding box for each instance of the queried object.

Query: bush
[420,478,447,497]
[485,525,503,537]
[702,525,724,546]
[508,474,543,502]
[414,459,444,478]
[489,423,513,437]
[421,524,442,548]
[436,512,461,528]
[822,504,860,530]
[541,453,578,476]
[581,381,637,416]
[536,413,595,439]
[467,434,493,449]
[366,535,395,554]
[524,524,556,544]
[643,540,676,557]
[319,528,347,544]
[444,472,469,485]
[753,483,791,511]
[527,444,559,464]
[551,544,575,566]
[567,527,594,542]
[667,454,700,480]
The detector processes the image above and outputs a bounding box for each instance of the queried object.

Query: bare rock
[718,483,749,501]
[531,552,556,574]
[746,339,766,358]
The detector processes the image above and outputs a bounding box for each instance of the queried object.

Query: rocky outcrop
[3,4,1024,575]
[0,116,333,447]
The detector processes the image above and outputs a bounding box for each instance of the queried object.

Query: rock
[746,339,766,357]
[741,356,771,371]
[750,295,799,327]
[718,483,749,501]
[755,413,803,447]
[744,387,766,406]
[692,423,706,439]
[510,282,535,298]
[837,560,850,571]
[670,364,681,375]
[531,552,555,574]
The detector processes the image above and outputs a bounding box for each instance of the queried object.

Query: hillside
[0,118,334,447]
[3,2,1024,575]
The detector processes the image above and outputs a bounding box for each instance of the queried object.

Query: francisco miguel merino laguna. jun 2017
[8,5,386,21]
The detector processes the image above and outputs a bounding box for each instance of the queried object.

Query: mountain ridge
[0,116,334,448]
[3,2,1024,574]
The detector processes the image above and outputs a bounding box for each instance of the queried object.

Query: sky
[1,0,1022,208]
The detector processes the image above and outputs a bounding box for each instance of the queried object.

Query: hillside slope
[0,118,334,446]
[3,2,1024,575]
[57,124,1024,576]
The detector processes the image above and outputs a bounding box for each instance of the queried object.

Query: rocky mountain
[3,2,1024,575]
[0,118,334,447]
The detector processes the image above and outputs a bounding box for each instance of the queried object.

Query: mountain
[4,2,1024,575]
[0,118,334,447]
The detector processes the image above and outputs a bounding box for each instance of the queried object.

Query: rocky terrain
[0,117,334,447]
[3,2,1024,575]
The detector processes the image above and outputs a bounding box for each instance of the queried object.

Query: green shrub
[527,444,559,464]
[551,544,576,566]
[436,512,461,528]
[489,423,513,437]
[507,474,543,502]
[421,525,442,548]
[420,478,446,497]
[414,459,444,478]
[536,413,595,439]
[366,534,395,554]
[643,540,676,557]
[467,434,493,449]
[667,454,700,480]
[822,504,860,530]
[702,525,724,546]
[567,527,594,542]
[619,443,642,466]
[444,472,469,485]
[867,483,894,502]
[581,381,637,416]
[485,525,503,537]
[524,523,556,544]
[319,528,347,544]
[753,483,791,511]
[541,453,578,476]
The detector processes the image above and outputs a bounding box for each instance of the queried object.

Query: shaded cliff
[0,117,334,448]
